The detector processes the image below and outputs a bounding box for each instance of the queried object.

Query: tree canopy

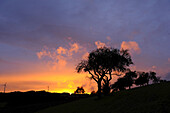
[76,47,133,97]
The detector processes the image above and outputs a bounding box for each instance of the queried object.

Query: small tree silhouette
[135,72,149,86]
[74,87,85,94]
[123,70,137,89]
[135,71,158,86]
[90,91,96,95]
[150,71,159,83]
[111,70,137,92]
[76,47,133,98]
[111,77,126,91]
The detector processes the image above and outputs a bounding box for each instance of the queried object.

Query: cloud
[37,46,50,59]
[82,52,89,60]
[67,37,72,40]
[152,65,157,69]
[37,42,81,70]
[106,36,111,41]
[95,41,106,48]
[57,47,67,55]
[69,43,79,55]
[150,65,157,72]
[121,41,141,54]
[168,58,170,63]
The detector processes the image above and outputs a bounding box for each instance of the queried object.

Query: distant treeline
[0,90,90,103]
[110,71,167,92]
[0,91,90,113]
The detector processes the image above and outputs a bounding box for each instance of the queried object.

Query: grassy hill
[37,82,170,113]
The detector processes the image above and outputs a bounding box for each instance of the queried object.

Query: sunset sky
[0,0,170,93]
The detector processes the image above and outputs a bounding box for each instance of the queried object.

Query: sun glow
[0,70,97,94]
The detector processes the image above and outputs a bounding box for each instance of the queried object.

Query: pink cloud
[106,36,111,41]
[36,42,82,70]
[57,47,67,55]
[168,58,170,63]
[121,41,141,54]
[95,41,106,48]
[36,46,50,59]
[69,43,79,55]
[152,65,157,69]
[82,52,89,60]
[67,37,72,40]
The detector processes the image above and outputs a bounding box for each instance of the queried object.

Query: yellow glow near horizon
[0,70,97,94]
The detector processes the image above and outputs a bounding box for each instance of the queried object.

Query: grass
[36,82,170,113]
[0,102,7,108]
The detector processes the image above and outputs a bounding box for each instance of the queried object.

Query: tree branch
[108,70,112,81]
[88,70,98,82]
[94,70,99,79]
[103,76,108,84]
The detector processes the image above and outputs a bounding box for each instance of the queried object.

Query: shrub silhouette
[90,91,96,96]
[74,87,85,94]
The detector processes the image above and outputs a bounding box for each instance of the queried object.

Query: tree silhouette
[135,72,146,86]
[143,72,150,85]
[111,70,137,91]
[111,77,126,91]
[150,71,159,83]
[123,70,137,89]
[74,87,85,94]
[76,47,133,98]
[90,91,96,95]
[135,72,151,86]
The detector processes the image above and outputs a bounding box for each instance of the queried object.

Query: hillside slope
[37,82,170,113]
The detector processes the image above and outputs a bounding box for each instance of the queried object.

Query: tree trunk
[147,81,149,85]
[97,80,102,99]
[129,86,131,89]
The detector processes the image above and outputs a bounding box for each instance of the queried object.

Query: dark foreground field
[0,91,89,113]
[37,82,170,113]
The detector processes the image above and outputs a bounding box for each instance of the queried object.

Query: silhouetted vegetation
[135,72,150,86]
[111,70,137,92]
[111,70,166,92]
[134,71,161,86]
[37,82,170,113]
[0,91,90,113]
[74,87,85,94]
[76,47,133,98]
[123,70,137,89]
[90,91,96,96]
